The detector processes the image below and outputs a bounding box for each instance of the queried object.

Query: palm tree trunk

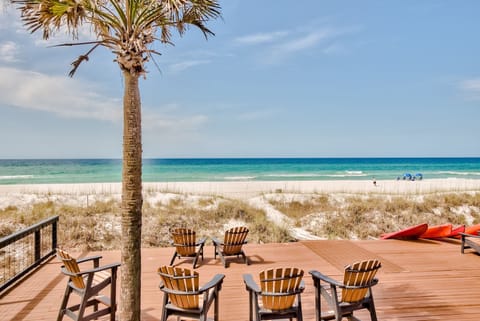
[120,71,143,321]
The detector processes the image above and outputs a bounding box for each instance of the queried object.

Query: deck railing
[0,216,58,294]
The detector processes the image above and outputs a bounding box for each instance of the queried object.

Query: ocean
[0,158,479,185]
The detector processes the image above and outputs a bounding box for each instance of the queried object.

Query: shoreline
[0,178,479,199]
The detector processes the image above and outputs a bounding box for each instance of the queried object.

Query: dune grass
[0,194,293,252]
[267,192,480,239]
[1,191,479,250]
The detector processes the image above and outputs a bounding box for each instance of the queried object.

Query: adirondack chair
[460,232,480,254]
[243,267,305,321]
[309,259,381,321]
[169,227,207,268]
[157,265,225,321]
[56,249,121,321]
[212,226,249,268]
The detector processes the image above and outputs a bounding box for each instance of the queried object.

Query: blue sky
[0,0,479,158]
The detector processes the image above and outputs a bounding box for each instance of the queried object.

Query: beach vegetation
[268,192,480,239]
[9,0,221,318]
[1,194,293,248]
[1,190,479,254]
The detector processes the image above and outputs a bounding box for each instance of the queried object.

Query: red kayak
[446,225,465,238]
[464,223,480,236]
[420,223,452,239]
[452,223,480,238]
[381,223,428,240]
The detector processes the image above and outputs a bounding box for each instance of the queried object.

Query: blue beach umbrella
[403,173,412,180]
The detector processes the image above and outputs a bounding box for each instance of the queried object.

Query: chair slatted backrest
[223,226,249,255]
[158,266,200,309]
[57,249,85,289]
[260,267,304,311]
[342,259,381,303]
[171,228,197,257]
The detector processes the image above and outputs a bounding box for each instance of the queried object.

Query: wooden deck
[1,238,480,320]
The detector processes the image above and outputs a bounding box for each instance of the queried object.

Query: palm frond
[10,0,221,76]
[68,43,100,77]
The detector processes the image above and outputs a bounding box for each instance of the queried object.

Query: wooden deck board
[1,239,480,320]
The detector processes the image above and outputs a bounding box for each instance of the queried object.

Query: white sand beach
[0,178,479,199]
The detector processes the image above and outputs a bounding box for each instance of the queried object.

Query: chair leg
[248,292,254,321]
[214,288,220,321]
[242,251,249,265]
[296,292,303,321]
[313,282,321,321]
[57,285,72,321]
[193,256,198,269]
[199,244,204,262]
[367,297,378,321]
[193,248,203,269]
[170,251,178,266]
[222,256,228,268]
[110,272,117,321]
[161,294,169,321]
[76,291,90,321]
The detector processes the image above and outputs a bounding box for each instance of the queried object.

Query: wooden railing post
[52,218,58,252]
[34,230,41,262]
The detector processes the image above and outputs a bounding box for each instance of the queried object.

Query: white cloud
[0,41,19,62]
[167,60,211,74]
[0,66,122,122]
[235,26,351,64]
[459,78,480,100]
[234,31,289,45]
[268,29,334,62]
[460,78,480,92]
[0,66,209,134]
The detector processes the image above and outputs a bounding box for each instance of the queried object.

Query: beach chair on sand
[460,232,480,255]
[309,259,381,321]
[157,265,225,321]
[212,226,249,268]
[56,249,120,321]
[169,227,207,268]
[243,267,305,321]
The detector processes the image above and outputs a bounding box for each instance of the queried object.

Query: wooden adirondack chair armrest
[243,274,261,293]
[199,274,225,293]
[461,232,480,239]
[197,237,208,246]
[76,255,103,265]
[309,270,343,288]
[211,237,223,246]
[74,262,121,276]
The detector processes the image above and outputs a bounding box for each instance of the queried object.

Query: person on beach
[373,177,377,186]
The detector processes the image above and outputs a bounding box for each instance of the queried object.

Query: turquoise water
[0,158,479,185]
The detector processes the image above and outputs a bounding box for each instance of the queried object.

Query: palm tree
[8,0,221,320]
